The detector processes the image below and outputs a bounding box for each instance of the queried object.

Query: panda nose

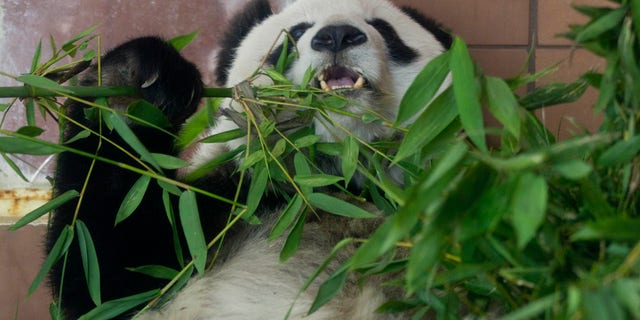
[312,25,367,52]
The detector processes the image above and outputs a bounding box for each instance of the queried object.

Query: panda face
[223,0,449,143]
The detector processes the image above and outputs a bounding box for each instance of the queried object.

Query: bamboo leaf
[270,194,304,240]
[126,100,171,129]
[341,136,358,186]
[0,136,64,155]
[394,88,458,163]
[114,175,152,226]
[511,173,548,249]
[484,76,522,138]
[497,293,560,320]
[179,190,207,274]
[294,174,344,188]
[29,226,74,296]
[575,7,627,43]
[199,128,244,144]
[151,153,189,170]
[17,74,73,94]
[451,37,486,152]
[396,50,451,124]
[78,289,160,320]
[307,193,376,218]
[10,190,79,231]
[308,267,349,314]
[168,31,199,51]
[246,165,269,218]
[127,265,180,280]
[76,220,102,306]
[109,112,162,171]
[280,211,306,262]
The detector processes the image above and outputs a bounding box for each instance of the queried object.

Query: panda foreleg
[47,37,203,319]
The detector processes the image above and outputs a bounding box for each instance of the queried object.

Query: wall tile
[395,0,530,45]
[538,0,617,46]
[0,226,51,320]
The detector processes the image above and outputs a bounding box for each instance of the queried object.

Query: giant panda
[46,0,451,319]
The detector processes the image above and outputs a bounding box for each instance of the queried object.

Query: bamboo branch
[0,86,233,99]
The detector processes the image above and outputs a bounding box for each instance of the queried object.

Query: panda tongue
[327,77,355,88]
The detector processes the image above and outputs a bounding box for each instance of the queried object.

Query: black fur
[266,22,314,68]
[401,6,453,49]
[215,0,273,85]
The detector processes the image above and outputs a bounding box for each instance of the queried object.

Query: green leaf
[552,160,592,180]
[126,100,172,129]
[519,79,589,110]
[280,211,306,262]
[178,98,220,148]
[407,227,447,293]
[179,190,207,274]
[571,218,640,241]
[239,149,265,171]
[30,39,42,73]
[162,190,185,267]
[29,226,74,296]
[396,50,451,124]
[17,74,73,94]
[294,152,313,195]
[109,112,162,171]
[484,76,522,138]
[394,88,458,163]
[151,153,189,170]
[199,128,244,144]
[597,135,640,167]
[450,37,486,152]
[114,175,152,226]
[511,172,548,249]
[353,143,468,266]
[76,220,102,306]
[270,194,304,240]
[61,25,98,56]
[308,267,349,314]
[497,293,560,320]
[127,265,180,280]
[78,289,160,320]
[294,174,344,188]
[633,0,640,42]
[575,7,627,43]
[294,135,320,148]
[246,165,269,218]
[168,31,199,51]
[341,136,358,186]
[1,153,29,182]
[63,129,91,144]
[0,136,64,155]
[10,190,79,231]
[307,193,376,218]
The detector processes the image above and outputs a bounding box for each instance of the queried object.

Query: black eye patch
[366,18,419,64]
[266,22,314,68]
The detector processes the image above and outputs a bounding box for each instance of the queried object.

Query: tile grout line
[528,0,539,93]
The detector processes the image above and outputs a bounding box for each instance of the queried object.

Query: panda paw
[97,37,203,126]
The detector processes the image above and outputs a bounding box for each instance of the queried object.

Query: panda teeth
[354,76,365,89]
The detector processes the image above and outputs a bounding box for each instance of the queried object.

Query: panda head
[216,0,451,143]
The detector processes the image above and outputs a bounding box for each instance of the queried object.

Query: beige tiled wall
[0,0,610,318]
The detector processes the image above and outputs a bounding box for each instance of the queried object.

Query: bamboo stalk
[0,86,233,99]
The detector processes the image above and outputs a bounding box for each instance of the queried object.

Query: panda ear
[216,0,275,85]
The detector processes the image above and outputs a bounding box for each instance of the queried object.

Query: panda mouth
[317,66,366,91]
